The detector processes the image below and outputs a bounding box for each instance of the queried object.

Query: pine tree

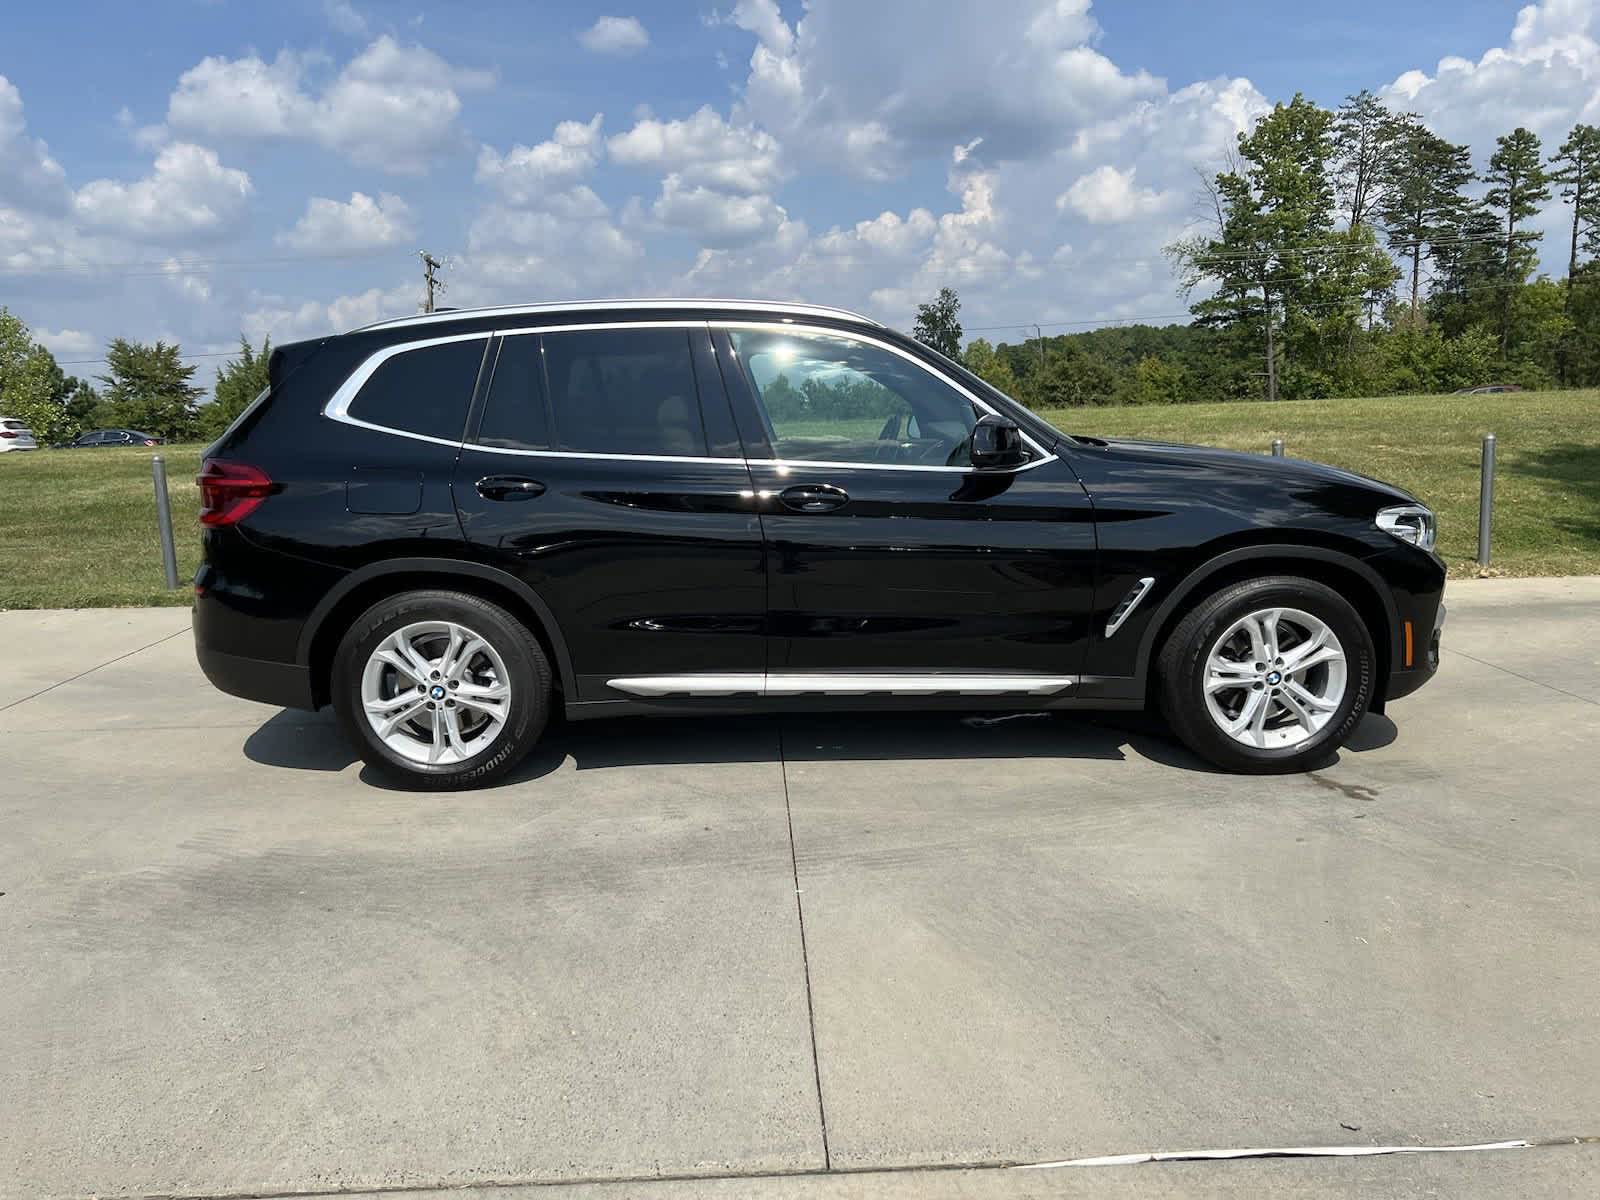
[1483,127,1552,356]
[1331,89,1401,231]
[198,336,271,441]
[1377,119,1474,322]
[1548,123,1600,306]
[97,339,204,441]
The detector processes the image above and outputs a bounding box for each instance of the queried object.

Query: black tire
[331,589,551,790]
[1156,575,1375,774]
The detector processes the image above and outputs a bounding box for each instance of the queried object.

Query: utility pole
[419,250,444,314]
[1033,324,1046,375]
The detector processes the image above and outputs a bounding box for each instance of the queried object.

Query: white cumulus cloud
[167,36,494,174]
[277,191,416,252]
[476,114,604,204]
[1058,165,1175,223]
[73,143,253,239]
[609,105,782,194]
[0,75,70,209]
[578,15,650,55]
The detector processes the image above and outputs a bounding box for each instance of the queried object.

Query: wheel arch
[299,558,576,708]
[1136,545,1397,703]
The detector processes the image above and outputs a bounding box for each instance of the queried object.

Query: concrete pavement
[1,579,1597,1198]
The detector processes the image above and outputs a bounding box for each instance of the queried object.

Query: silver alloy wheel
[1202,606,1348,749]
[360,620,511,765]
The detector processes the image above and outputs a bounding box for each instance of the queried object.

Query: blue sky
[2,1,1595,384]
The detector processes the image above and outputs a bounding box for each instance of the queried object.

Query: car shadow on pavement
[239,704,1400,789]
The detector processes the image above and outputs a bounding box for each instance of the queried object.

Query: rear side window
[477,336,551,450]
[2,420,26,431]
[541,329,707,456]
[348,339,487,442]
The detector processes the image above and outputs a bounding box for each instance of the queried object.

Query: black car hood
[1078,436,1419,505]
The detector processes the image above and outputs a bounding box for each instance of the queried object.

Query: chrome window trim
[324,318,1057,476]
[324,321,722,455]
[607,672,1079,698]
[351,298,883,335]
[713,319,1057,472]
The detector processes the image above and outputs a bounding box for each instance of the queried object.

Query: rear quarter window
[347,338,489,442]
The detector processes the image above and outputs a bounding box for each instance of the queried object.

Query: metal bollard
[151,455,180,589]
[1271,438,1285,457]
[1477,434,1495,569]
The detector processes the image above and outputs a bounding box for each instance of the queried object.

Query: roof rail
[350,298,885,334]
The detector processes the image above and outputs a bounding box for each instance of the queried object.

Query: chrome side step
[606,673,1079,698]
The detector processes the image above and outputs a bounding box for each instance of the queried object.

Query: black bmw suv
[194,299,1444,788]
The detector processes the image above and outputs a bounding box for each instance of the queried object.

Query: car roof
[349,298,884,335]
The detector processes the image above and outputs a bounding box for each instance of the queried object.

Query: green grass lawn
[1040,389,1600,579]
[1,389,1595,608]
[1,445,205,608]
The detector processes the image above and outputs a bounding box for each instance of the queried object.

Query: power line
[0,248,398,279]
[966,275,1569,338]
[55,349,239,367]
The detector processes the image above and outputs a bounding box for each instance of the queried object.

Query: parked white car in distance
[0,417,39,451]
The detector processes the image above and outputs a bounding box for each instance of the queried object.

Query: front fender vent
[1105,576,1156,638]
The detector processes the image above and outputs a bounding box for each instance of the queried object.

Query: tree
[0,308,75,442]
[97,339,204,441]
[1483,127,1552,356]
[1377,119,1474,322]
[912,287,963,359]
[198,336,271,441]
[1169,96,1390,401]
[1331,89,1401,230]
[1123,354,1189,405]
[1548,123,1600,308]
[1429,201,1505,335]
[1032,344,1116,407]
[961,337,1021,398]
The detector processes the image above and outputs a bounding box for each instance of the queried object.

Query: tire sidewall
[332,592,547,787]
[1165,579,1375,772]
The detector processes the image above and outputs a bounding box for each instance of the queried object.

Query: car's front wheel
[1157,576,1376,773]
[331,589,551,789]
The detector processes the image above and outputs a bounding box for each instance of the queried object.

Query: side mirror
[969,413,1028,470]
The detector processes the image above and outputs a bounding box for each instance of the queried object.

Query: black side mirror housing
[969,413,1028,470]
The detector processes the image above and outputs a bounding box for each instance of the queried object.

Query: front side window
[729,329,985,467]
[540,328,708,457]
[347,338,488,442]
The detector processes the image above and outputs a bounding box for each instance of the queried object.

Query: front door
[453,323,766,701]
[714,324,1097,696]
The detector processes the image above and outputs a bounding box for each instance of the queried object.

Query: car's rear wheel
[1157,576,1375,773]
[331,589,551,789]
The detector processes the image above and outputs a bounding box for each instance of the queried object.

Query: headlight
[1376,504,1436,551]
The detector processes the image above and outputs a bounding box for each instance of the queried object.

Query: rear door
[452,322,766,702]
[717,323,1097,694]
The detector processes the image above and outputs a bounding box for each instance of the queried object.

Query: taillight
[197,459,274,526]
[0,430,16,439]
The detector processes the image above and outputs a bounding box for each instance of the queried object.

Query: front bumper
[1384,598,1444,702]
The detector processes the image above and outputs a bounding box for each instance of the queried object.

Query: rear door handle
[779,484,849,513]
[476,475,546,501]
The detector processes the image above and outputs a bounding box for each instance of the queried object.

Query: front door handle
[779,483,849,513]
[476,475,546,501]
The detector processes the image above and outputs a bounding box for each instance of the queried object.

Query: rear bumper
[194,614,316,710]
